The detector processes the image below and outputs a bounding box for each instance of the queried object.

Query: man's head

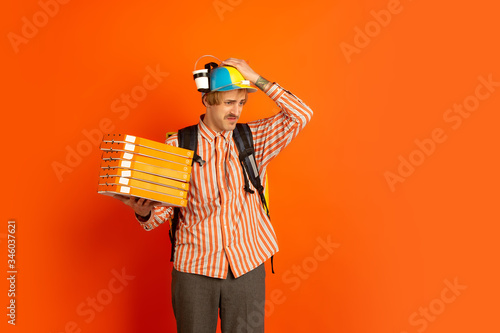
[202,89,248,133]
[200,65,256,133]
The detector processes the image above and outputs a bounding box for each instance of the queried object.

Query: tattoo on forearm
[255,76,270,91]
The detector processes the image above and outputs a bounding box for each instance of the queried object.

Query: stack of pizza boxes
[98,134,193,207]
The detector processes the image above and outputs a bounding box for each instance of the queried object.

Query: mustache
[225,114,239,119]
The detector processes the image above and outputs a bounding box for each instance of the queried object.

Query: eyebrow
[225,99,247,102]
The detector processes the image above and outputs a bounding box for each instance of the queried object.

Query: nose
[233,103,243,115]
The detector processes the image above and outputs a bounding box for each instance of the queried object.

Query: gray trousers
[171,264,266,333]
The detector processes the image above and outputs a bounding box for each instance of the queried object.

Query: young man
[118,58,313,332]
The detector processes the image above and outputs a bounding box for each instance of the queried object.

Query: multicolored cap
[210,66,257,93]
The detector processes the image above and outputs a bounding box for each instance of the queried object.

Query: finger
[221,58,239,66]
[137,197,158,208]
[113,194,130,204]
[130,196,145,208]
[136,197,147,206]
[145,200,161,208]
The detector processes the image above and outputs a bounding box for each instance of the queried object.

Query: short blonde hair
[202,91,224,106]
[202,89,248,106]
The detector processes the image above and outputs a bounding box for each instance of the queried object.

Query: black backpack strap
[179,125,205,167]
[170,125,203,262]
[233,123,274,273]
[233,124,270,218]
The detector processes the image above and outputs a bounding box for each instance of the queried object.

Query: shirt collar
[198,114,233,143]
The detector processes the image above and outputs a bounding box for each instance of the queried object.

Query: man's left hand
[220,58,260,84]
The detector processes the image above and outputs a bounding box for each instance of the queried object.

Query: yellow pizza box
[99,168,189,191]
[102,134,193,159]
[98,183,187,207]
[100,159,190,182]
[101,150,192,172]
[100,150,191,174]
[100,141,192,166]
[98,175,187,199]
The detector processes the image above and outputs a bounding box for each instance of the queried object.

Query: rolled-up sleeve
[249,82,314,171]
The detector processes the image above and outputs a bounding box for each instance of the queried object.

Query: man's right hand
[113,195,158,218]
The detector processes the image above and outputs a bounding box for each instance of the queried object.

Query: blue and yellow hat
[210,66,257,93]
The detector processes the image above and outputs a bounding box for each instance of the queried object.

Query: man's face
[204,89,248,133]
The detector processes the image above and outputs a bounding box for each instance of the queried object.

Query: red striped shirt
[138,83,313,279]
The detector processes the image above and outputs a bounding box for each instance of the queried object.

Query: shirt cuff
[265,82,288,102]
[135,211,151,222]
[264,82,278,95]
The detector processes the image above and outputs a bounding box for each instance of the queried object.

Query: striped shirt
[138,83,313,279]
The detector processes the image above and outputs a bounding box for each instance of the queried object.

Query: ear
[202,94,209,108]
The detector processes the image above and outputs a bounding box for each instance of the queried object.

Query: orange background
[2,0,500,332]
